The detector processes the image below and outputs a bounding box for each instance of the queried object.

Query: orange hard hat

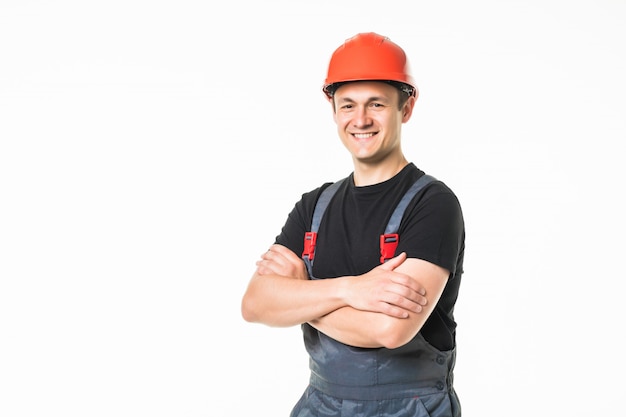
[322,32,417,99]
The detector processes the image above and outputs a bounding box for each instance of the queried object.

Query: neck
[352,156,409,187]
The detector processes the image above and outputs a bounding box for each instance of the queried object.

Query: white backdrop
[1,1,624,416]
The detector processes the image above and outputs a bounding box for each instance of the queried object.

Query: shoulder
[303,175,350,207]
[275,178,347,250]
[398,164,461,210]
[293,178,348,223]
[403,174,465,229]
[299,180,339,206]
[423,179,463,212]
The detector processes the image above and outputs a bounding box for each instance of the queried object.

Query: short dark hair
[328,81,412,111]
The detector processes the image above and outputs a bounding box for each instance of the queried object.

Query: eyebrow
[336,95,390,104]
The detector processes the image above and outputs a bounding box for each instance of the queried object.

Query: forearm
[241,272,350,327]
[309,259,450,349]
[309,306,419,349]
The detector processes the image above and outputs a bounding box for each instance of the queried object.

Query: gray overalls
[291,326,461,417]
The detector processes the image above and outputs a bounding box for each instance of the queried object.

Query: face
[332,81,414,166]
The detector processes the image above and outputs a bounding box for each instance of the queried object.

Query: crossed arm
[240,244,449,349]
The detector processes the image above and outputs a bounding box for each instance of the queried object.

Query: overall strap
[302,178,346,277]
[380,174,437,263]
[303,174,437,275]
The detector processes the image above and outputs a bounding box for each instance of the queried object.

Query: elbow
[375,319,419,350]
[240,295,259,323]
[379,335,412,350]
[241,306,255,323]
[379,335,416,350]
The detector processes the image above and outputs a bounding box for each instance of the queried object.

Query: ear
[402,96,416,123]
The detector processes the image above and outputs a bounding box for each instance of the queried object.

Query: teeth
[354,133,374,139]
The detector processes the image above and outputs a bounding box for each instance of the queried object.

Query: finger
[384,291,425,313]
[257,254,284,271]
[261,248,285,265]
[268,244,291,257]
[377,302,412,319]
[269,244,303,264]
[269,244,307,271]
[406,281,426,297]
[255,263,271,275]
[388,282,427,306]
[390,273,426,296]
[379,252,407,271]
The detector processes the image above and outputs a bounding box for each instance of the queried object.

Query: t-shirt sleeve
[274,185,328,256]
[397,183,465,276]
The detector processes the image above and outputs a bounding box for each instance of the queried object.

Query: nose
[352,106,373,129]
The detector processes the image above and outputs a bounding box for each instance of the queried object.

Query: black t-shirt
[275,163,465,351]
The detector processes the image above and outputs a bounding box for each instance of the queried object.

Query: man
[241,32,465,417]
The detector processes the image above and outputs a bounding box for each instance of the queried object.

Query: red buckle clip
[303,231,318,260]
[380,233,399,263]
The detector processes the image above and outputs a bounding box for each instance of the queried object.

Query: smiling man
[241,32,466,417]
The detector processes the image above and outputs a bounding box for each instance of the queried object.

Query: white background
[1,1,625,416]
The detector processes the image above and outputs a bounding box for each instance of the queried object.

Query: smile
[353,133,376,139]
